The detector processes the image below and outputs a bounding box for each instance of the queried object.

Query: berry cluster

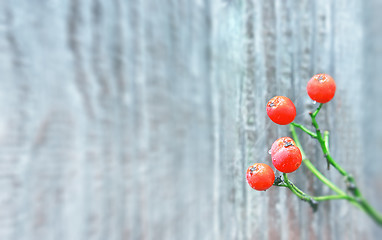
[246,73,334,191]
[245,74,382,226]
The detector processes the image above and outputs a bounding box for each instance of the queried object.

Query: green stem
[290,122,317,138]
[282,173,349,202]
[290,124,362,210]
[312,103,323,118]
[302,159,346,196]
[289,124,307,158]
[283,173,311,202]
[357,198,382,224]
[292,103,382,226]
[309,104,347,176]
[314,195,352,201]
[324,131,329,151]
[290,124,346,196]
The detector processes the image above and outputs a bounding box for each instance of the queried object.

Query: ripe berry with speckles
[271,137,302,173]
[307,73,336,103]
[270,137,297,156]
[266,96,296,125]
[246,163,275,191]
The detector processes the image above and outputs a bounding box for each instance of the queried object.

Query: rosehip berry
[306,73,336,103]
[271,137,302,173]
[270,137,296,156]
[246,163,275,191]
[266,96,296,125]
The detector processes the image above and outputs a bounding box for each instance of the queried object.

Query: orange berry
[307,73,336,103]
[246,163,275,191]
[266,96,296,125]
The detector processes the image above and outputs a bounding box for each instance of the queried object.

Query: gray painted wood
[0,0,381,239]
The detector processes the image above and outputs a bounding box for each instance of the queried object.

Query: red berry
[246,163,275,191]
[266,96,296,125]
[270,137,296,156]
[271,138,302,173]
[307,73,336,103]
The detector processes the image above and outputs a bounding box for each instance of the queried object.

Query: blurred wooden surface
[0,0,381,239]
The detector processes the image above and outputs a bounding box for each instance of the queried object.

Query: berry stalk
[309,103,347,175]
[290,122,317,138]
[291,104,382,226]
[282,173,349,202]
[290,123,363,211]
[289,124,346,196]
[250,74,382,226]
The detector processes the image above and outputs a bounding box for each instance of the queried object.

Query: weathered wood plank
[0,0,381,239]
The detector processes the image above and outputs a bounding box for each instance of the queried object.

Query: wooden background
[0,0,381,239]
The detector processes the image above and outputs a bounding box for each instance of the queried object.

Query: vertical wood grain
[0,0,380,239]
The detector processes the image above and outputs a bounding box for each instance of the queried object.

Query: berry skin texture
[266,96,296,125]
[246,163,275,191]
[270,137,297,156]
[307,73,336,103]
[271,138,302,173]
